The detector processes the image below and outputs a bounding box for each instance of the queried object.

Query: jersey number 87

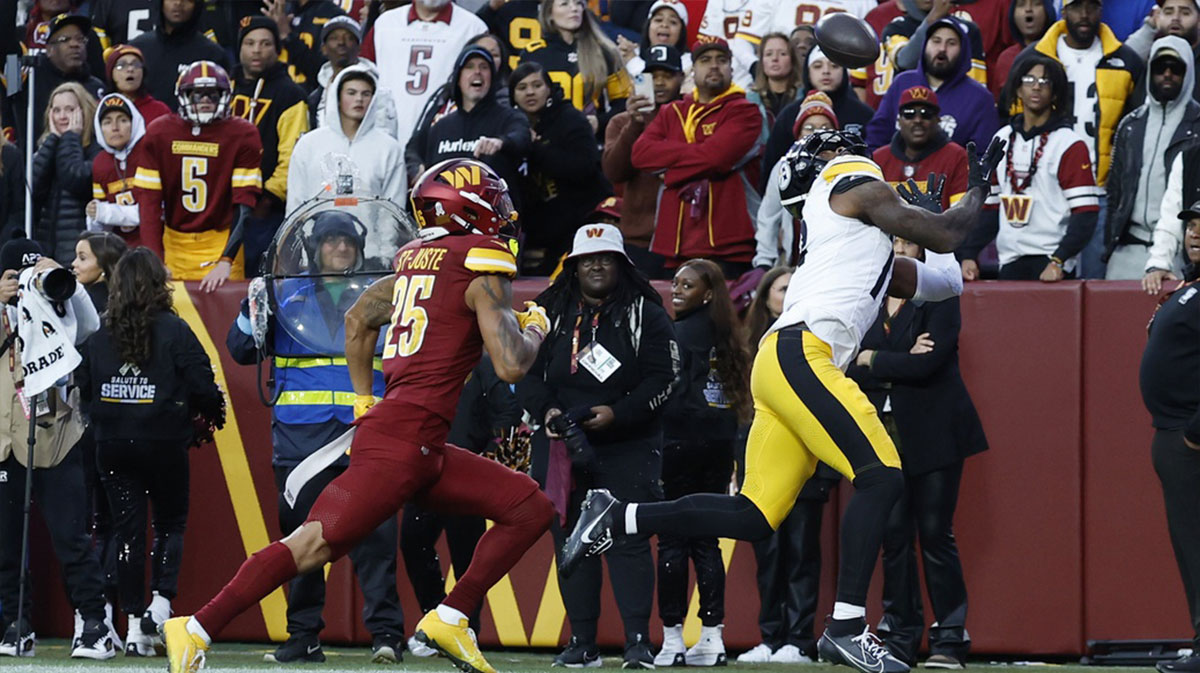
[382,274,435,359]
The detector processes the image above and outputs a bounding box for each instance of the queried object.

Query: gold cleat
[414,611,497,673]
[161,617,207,673]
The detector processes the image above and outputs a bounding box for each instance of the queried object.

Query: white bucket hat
[565,223,633,263]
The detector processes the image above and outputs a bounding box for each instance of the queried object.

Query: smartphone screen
[633,73,655,108]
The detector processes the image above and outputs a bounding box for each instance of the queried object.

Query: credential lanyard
[570,306,600,375]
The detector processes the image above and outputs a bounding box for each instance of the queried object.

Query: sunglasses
[899,107,937,121]
[1152,59,1185,76]
[1020,75,1052,89]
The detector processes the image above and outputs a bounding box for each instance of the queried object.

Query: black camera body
[547,407,597,468]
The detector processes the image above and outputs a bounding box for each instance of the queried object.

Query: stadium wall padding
[24,280,1190,656]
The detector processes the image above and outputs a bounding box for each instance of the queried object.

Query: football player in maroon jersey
[162,158,555,673]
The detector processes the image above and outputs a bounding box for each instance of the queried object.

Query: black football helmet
[778,129,869,219]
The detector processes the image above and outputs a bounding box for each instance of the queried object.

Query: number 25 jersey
[380,231,518,431]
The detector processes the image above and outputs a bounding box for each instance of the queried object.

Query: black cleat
[559,489,619,577]
[818,626,910,673]
[553,636,601,668]
[623,634,656,669]
[263,635,326,663]
[1159,655,1200,673]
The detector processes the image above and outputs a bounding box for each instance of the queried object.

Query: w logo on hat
[586,227,606,238]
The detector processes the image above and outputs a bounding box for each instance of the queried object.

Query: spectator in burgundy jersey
[872,86,969,214]
[103,45,170,125]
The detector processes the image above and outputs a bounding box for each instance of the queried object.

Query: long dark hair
[677,259,752,422]
[508,61,563,107]
[78,231,128,283]
[752,33,804,104]
[105,247,173,366]
[638,3,688,54]
[534,253,662,347]
[745,266,793,358]
[1000,52,1071,121]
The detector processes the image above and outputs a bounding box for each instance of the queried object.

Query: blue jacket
[227,281,385,468]
[866,17,1000,152]
[1103,0,1155,42]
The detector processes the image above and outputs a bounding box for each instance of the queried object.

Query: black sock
[836,466,905,606]
[827,617,867,637]
[628,494,773,540]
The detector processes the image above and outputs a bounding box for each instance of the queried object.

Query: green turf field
[0,641,1159,673]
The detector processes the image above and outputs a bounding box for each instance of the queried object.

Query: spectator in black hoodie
[759,45,874,191]
[0,137,22,240]
[510,61,612,275]
[416,46,530,211]
[128,0,230,111]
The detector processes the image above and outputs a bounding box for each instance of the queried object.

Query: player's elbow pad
[911,251,963,303]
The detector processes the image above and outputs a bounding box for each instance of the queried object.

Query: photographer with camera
[0,236,113,659]
[518,224,677,670]
[76,248,225,656]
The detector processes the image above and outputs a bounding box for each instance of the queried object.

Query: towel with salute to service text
[16,267,81,396]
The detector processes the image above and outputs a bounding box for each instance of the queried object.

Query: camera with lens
[547,406,597,468]
[33,268,76,303]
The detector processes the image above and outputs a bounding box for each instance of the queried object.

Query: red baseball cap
[898,85,940,112]
[692,36,732,60]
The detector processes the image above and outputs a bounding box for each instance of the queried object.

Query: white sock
[150,592,172,622]
[186,617,211,646]
[436,604,468,625]
[832,602,866,621]
[625,503,639,535]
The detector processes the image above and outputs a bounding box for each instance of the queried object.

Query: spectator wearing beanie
[88,93,148,247]
[260,0,347,91]
[231,15,310,269]
[632,38,763,278]
[103,45,170,125]
[872,86,969,214]
[128,0,230,112]
[511,61,613,275]
[602,43,686,278]
[754,91,837,270]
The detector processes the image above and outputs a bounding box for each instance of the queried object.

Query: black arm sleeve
[220,204,252,261]
[1053,209,1099,262]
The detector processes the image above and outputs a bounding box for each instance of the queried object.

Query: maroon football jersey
[378,231,518,434]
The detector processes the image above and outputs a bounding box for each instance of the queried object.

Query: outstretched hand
[897,173,945,213]
[967,137,1005,192]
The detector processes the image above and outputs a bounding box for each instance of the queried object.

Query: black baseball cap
[1178,200,1200,222]
[47,13,91,39]
[644,44,683,73]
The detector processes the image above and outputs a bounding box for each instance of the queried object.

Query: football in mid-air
[814,12,880,69]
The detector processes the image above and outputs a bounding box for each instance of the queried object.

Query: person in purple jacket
[866,16,1000,153]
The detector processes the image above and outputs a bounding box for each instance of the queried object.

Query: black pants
[80,427,117,600]
[1152,428,1200,646]
[657,439,733,628]
[880,462,969,664]
[550,438,662,645]
[753,474,837,656]
[274,464,403,640]
[244,209,284,278]
[998,255,1077,280]
[97,439,190,614]
[0,449,106,628]
[400,502,486,630]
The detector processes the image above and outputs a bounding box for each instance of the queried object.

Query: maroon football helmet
[175,60,232,125]
[410,158,518,238]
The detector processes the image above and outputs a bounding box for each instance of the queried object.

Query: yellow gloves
[515,301,549,339]
[353,394,378,419]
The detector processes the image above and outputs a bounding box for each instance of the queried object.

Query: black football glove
[966,137,1005,193]
[897,173,945,214]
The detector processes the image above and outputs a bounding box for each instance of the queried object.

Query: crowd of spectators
[1,0,1199,668]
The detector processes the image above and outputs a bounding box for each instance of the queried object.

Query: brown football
[814,12,880,70]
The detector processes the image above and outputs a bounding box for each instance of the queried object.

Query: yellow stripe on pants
[174,282,288,641]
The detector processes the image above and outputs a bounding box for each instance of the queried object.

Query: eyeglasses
[1152,59,1185,76]
[1020,75,1052,89]
[113,61,144,71]
[799,123,830,134]
[899,107,936,120]
[49,34,87,46]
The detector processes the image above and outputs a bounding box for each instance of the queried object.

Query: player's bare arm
[346,276,397,396]
[466,273,544,383]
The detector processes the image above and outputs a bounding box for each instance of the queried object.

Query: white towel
[283,427,355,507]
[17,268,81,396]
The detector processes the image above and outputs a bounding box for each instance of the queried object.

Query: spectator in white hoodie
[286,64,407,216]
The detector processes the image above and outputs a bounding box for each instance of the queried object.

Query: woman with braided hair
[77,248,224,654]
[959,54,1100,281]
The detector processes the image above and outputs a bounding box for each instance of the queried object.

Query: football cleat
[818,625,910,673]
[559,489,619,577]
[162,617,208,673]
[414,611,495,673]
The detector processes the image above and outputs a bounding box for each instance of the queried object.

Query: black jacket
[518,294,677,447]
[0,143,23,240]
[1142,276,1200,444]
[663,304,737,443]
[31,131,101,264]
[128,0,230,111]
[232,62,310,204]
[418,51,530,208]
[1105,95,1200,256]
[280,0,346,92]
[79,311,223,444]
[847,298,988,476]
[448,356,522,453]
[521,96,613,258]
[405,80,513,180]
